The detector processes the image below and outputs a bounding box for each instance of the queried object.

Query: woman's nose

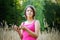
[29,11,31,13]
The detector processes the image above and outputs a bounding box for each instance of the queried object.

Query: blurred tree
[0,0,25,26]
[0,0,45,31]
[44,0,60,31]
[1,0,60,31]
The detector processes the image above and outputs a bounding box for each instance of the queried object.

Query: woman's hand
[20,25,27,30]
[13,25,20,32]
[13,25,18,30]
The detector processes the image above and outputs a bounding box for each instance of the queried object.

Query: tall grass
[38,27,60,40]
[0,27,60,40]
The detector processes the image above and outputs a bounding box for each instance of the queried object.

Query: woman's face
[26,7,33,18]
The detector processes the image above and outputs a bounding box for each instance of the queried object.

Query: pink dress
[22,20,37,40]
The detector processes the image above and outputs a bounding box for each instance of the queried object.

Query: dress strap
[33,20,35,24]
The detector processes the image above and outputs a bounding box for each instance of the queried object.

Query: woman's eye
[31,10,33,12]
[28,10,29,11]
[26,10,33,12]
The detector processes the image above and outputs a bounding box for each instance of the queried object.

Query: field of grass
[0,28,60,40]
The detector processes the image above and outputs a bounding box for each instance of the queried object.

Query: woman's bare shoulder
[35,20,40,23]
[35,20,40,28]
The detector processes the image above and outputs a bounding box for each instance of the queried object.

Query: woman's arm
[17,22,24,40]
[17,29,23,39]
[13,23,23,40]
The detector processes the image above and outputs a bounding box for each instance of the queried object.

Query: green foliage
[0,0,45,30]
[1,0,60,31]
[0,0,25,26]
[44,0,60,31]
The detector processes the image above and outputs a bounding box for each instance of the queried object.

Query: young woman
[14,5,40,40]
